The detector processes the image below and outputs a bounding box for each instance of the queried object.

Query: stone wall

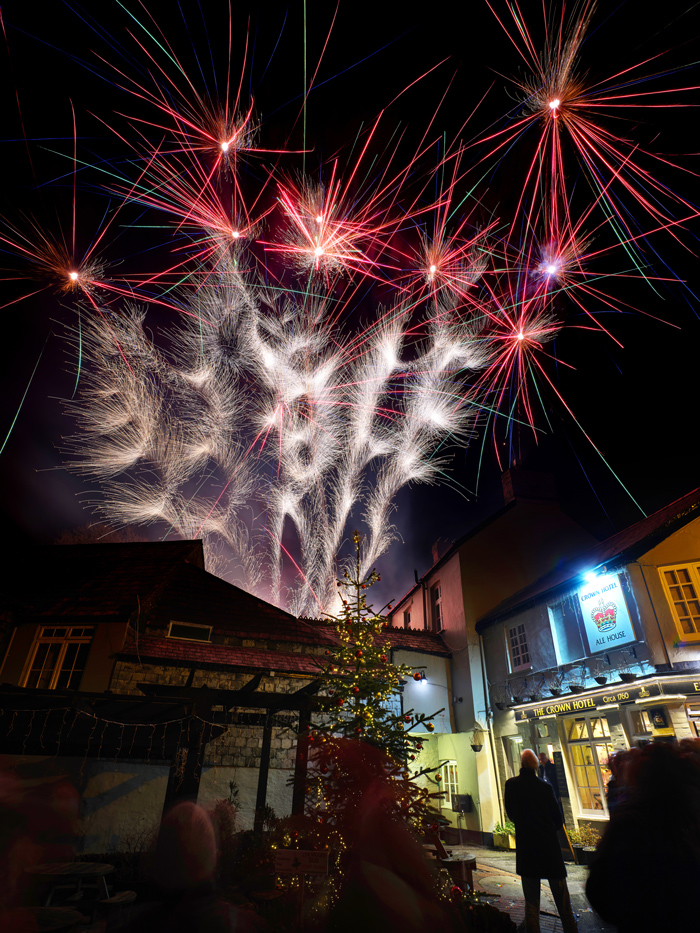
[110,661,313,770]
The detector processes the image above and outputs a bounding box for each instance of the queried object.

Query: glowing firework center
[577,573,636,653]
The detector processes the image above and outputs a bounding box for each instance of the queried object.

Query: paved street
[450,844,616,932]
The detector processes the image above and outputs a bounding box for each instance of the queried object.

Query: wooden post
[253,712,274,832]
[292,708,310,815]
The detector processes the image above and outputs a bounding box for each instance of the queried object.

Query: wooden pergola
[0,674,323,832]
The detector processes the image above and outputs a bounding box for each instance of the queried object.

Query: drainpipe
[479,631,505,825]
[414,568,428,630]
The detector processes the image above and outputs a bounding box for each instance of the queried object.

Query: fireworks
[2,2,697,612]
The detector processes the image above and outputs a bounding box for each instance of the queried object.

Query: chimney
[502,463,557,504]
[431,537,449,564]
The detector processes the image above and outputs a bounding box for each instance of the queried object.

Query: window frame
[167,621,213,642]
[439,759,459,809]
[507,622,531,672]
[24,625,95,691]
[403,607,412,629]
[659,563,700,643]
[562,712,615,818]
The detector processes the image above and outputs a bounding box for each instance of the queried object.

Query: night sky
[0,1,698,610]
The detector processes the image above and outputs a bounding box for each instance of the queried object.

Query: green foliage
[493,820,516,835]
[227,779,241,808]
[255,804,278,832]
[570,823,601,847]
[302,532,446,840]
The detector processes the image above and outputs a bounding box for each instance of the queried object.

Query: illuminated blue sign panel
[577,573,636,653]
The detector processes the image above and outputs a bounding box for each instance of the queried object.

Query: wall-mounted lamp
[453,696,463,704]
[413,670,426,683]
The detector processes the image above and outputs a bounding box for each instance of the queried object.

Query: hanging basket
[471,744,483,753]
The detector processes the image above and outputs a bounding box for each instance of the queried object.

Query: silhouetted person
[586,740,700,932]
[604,749,631,814]
[504,749,577,933]
[538,752,562,815]
[122,802,262,933]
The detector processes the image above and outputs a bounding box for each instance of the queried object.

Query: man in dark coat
[504,749,577,933]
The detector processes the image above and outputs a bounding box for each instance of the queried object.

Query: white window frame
[431,583,443,632]
[659,563,700,643]
[24,625,95,690]
[440,759,459,808]
[563,713,615,818]
[167,621,212,642]
[507,622,531,672]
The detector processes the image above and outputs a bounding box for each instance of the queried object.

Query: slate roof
[476,486,700,631]
[301,619,451,657]
[4,541,205,620]
[3,541,338,645]
[117,634,323,676]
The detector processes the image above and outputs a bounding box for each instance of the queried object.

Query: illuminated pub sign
[577,573,636,653]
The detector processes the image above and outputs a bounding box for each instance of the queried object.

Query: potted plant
[510,678,528,705]
[527,675,545,702]
[567,827,585,864]
[493,821,516,850]
[616,651,638,683]
[566,663,587,694]
[588,656,610,686]
[491,684,511,711]
[579,824,601,866]
[544,668,565,697]
[471,721,485,753]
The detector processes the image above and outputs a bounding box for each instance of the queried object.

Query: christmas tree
[304,531,446,842]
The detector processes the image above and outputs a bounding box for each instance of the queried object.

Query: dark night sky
[0,1,698,609]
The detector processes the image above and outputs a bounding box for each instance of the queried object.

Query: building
[0,540,448,851]
[387,467,598,841]
[477,486,700,834]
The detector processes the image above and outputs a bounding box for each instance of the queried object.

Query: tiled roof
[4,541,205,619]
[476,486,700,630]
[4,541,339,644]
[142,562,339,644]
[117,634,324,676]
[300,619,450,657]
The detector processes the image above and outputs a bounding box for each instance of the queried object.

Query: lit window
[508,623,531,671]
[431,583,443,631]
[440,760,459,808]
[659,564,700,641]
[167,621,212,642]
[25,626,95,690]
[564,714,615,816]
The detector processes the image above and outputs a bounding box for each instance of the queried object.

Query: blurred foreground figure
[326,740,459,933]
[123,801,261,933]
[0,770,79,915]
[586,739,700,932]
[504,749,577,933]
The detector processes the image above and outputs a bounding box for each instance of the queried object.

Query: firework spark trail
[3,2,695,612]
